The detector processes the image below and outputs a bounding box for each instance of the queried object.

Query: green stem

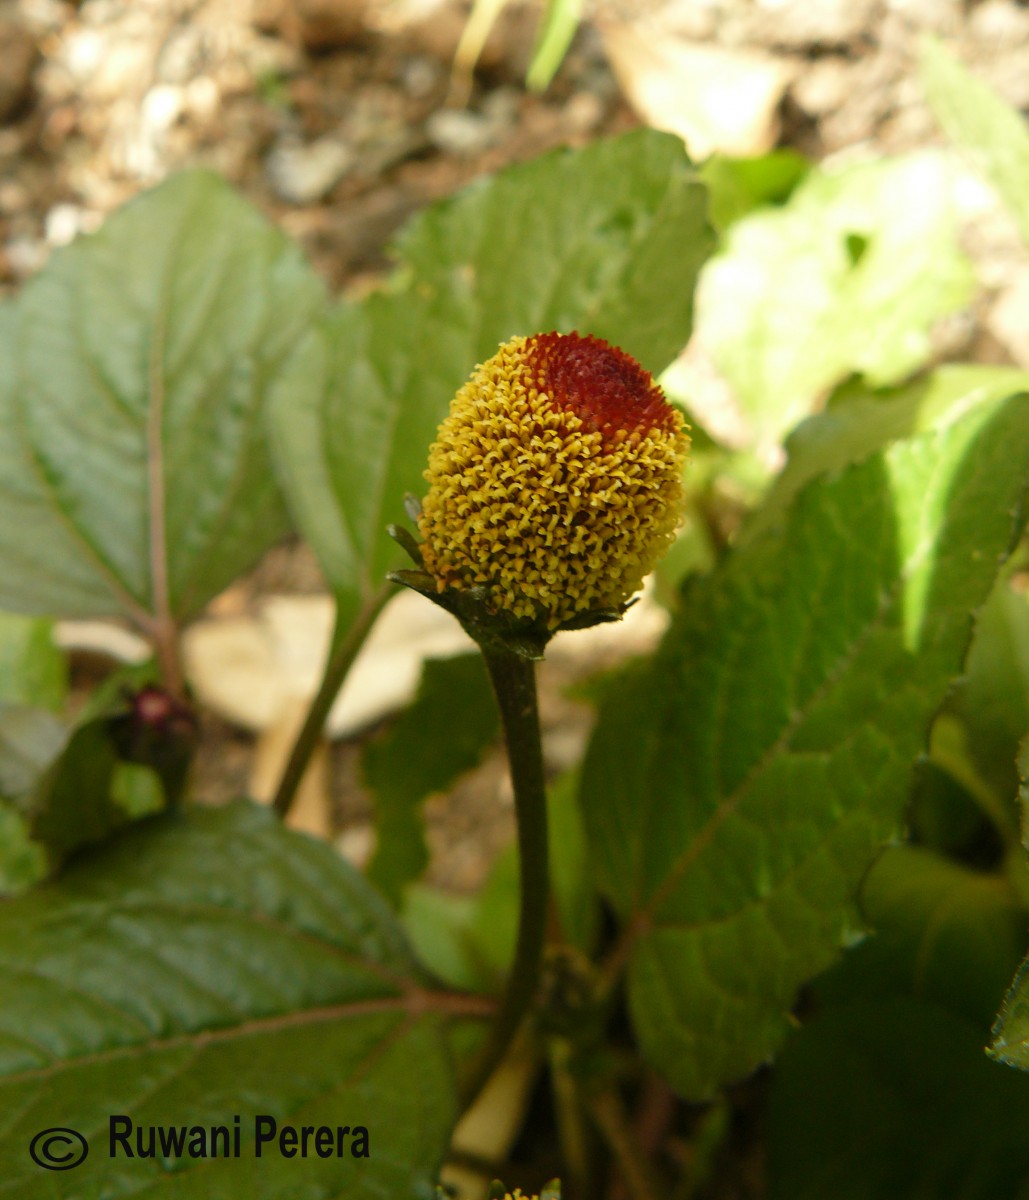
[587,1084,663,1200]
[272,593,388,819]
[460,646,550,1111]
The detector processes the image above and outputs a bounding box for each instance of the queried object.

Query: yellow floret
[418,335,689,630]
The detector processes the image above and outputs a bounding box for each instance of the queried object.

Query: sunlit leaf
[583,391,1029,1098]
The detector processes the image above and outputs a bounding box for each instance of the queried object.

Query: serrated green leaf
[0,171,326,625]
[699,153,975,448]
[0,801,465,1198]
[750,365,1029,543]
[0,613,66,710]
[920,36,1029,248]
[364,653,499,903]
[769,999,1029,1200]
[582,392,1029,1098]
[267,130,713,624]
[393,130,712,376]
[946,574,1029,808]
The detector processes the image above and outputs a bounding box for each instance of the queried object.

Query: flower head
[416,332,689,631]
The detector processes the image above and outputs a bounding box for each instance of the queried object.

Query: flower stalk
[389,329,690,1117]
[460,644,550,1110]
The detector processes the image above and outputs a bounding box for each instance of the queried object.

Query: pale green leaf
[920,36,1029,248]
[0,171,326,624]
[699,153,975,447]
[0,800,464,1198]
[582,392,1029,1098]
[749,365,1029,544]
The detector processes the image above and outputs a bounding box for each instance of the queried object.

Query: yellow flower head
[417,332,689,630]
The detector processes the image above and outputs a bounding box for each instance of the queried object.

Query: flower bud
[417,332,689,630]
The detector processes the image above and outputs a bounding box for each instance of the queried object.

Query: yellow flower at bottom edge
[417,332,690,631]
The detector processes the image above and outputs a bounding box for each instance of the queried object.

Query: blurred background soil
[4,0,1029,892]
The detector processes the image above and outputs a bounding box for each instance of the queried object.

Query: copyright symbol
[29,1127,88,1170]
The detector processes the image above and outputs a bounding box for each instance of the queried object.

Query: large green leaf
[815,845,1027,1027]
[0,171,326,625]
[749,365,1029,543]
[266,130,713,624]
[769,845,1029,1199]
[921,37,1029,248]
[769,999,1029,1200]
[698,153,974,448]
[581,391,1029,1098]
[0,801,468,1197]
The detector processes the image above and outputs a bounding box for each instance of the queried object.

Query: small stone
[266,135,355,203]
[425,107,496,156]
[4,235,48,278]
[400,54,442,100]
[791,57,852,117]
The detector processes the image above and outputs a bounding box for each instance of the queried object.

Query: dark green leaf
[0,171,326,624]
[700,150,809,232]
[989,735,1029,1069]
[582,392,1029,1098]
[945,574,1029,808]
[769,999,1029,1200]
[15,684,196,861]
[267,131,713,624]
[0,801,464,1198]
[816,845,1027,1026]
[364,653,499,903]
[0,703,65,800]
[920,37,1029,248]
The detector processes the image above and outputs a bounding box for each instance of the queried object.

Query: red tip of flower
[524,331,676,438]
